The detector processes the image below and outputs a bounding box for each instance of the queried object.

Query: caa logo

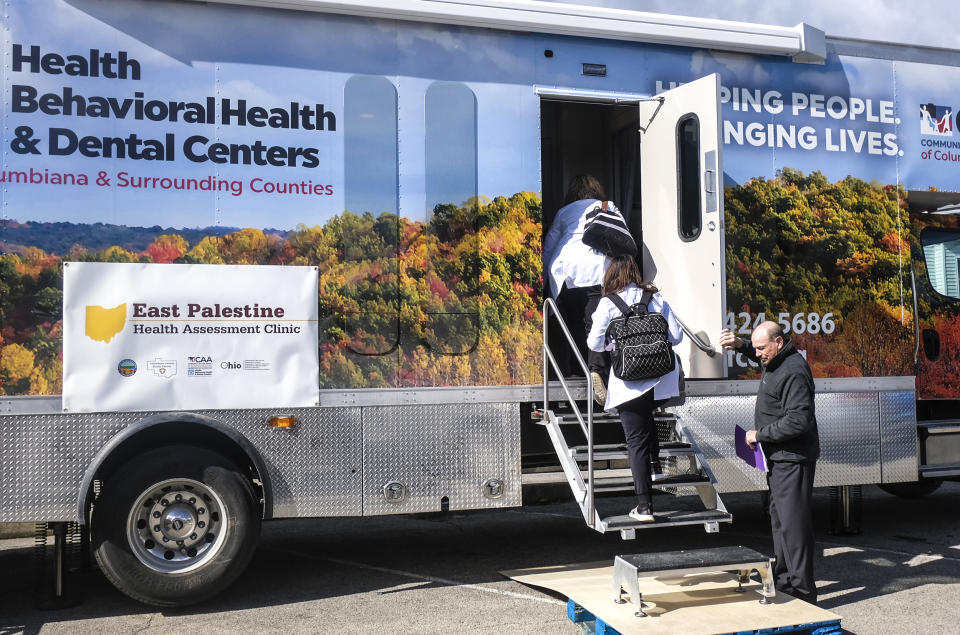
[188,356,212,363]
[920,103,954,136]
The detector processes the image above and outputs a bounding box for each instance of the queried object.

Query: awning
[191,0,826,63]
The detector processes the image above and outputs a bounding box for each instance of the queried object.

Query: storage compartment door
[639,74,725,378]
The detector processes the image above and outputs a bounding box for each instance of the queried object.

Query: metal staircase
[541,298,732,539]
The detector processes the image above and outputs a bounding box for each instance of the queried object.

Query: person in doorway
[586,255,683,522]
[544,174,620,405]
[720,322,820,604]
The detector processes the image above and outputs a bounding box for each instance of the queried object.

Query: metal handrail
[542,297,595,525]
[673,313,718,356]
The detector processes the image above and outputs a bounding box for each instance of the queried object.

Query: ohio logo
[920,103,954,136]
[117,359,137,377]
[85,303,127,343]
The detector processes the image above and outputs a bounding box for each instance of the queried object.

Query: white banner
[63,263,319,412]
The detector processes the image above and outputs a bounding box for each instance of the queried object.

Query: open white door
[639,74,725,378]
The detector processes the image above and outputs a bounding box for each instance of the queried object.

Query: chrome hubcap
[127,478,228,574]
[161,504,196,541]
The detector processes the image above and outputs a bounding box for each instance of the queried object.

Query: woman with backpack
[586,255,684,523]
[543,174,635,407]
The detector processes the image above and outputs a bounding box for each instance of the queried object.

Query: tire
[92,445,260,607]
[878,479,943,499]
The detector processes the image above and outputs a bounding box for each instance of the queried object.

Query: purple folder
[735,424,768,472]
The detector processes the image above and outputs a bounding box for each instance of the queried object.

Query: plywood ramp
[502,561,840,635]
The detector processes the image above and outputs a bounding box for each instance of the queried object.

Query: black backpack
[581,201,638,258]
[605,290,676,381]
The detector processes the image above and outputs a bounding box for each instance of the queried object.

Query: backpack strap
[637,289,654,313]
[584,201,608,223]
[606,293,634,316]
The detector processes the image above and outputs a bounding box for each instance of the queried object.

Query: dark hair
[563,174,605,206]
[601,255,658,296]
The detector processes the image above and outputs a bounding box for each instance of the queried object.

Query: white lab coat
[543,198,614,300]
[586,284,684,412]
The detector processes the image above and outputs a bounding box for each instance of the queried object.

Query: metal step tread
[602,509,732,530]
[919,465,960,478]
[589,473,711,492]
[554,414,622,425]
[920,421,960,434]
[548,408,678,426]
[568,442,694,460]
[614,545,768,572]
[918,418,960,427]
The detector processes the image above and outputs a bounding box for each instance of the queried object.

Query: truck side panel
[0,396,523,523]
[678,380,917,492]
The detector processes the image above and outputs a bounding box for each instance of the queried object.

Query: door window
[677,114,702,241]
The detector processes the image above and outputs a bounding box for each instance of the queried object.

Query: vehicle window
[922,229,960,299]
[425,82,477,215]
[423,82,479,354]
[677,114,701,241]
[345,75,398,217]
[342,75,399,356]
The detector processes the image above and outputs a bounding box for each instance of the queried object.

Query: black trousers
[583,286,606,374]
[767,460,817,603]
[556,284,607,374]
[618,391,658,506]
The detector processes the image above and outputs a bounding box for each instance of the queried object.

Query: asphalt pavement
[2,482,959,634]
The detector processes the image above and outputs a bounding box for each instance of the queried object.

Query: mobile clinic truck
[3,0,960,607]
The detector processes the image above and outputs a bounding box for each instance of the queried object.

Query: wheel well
[83,420,271,523]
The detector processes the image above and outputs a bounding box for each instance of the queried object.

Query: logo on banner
[187,355,213,377]
[147,358,177,378]
[117,359,137,377]
[63,262,319,413]
[86,303,127,343]
[920,104,954,136]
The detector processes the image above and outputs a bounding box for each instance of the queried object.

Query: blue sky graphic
[1,0,954,231]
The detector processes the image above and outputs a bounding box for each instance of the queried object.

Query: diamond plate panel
[362,403,521,515]
[0,413,132,522]
[814,392,881,486]
[879,392,918,483]
[675,395,766,494]
[220,407,362,518]
[676,391,883,492]
[0,406,363,522]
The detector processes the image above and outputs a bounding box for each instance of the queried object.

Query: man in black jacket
[721,321,820,604]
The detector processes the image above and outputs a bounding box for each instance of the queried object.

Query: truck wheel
[92,445,260,607]
[878,479,943,499]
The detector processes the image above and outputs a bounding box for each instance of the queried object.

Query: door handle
[703,149,718,214]
[704,168,716,194]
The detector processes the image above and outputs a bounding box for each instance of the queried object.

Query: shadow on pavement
[1,484,958,632]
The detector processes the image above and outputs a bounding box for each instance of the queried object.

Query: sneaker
[590,371,607,406]
[628,504,655,523]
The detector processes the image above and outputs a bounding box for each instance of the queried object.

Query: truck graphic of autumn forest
[0,169,955,397]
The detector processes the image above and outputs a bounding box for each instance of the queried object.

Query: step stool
[612,545,776,617]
